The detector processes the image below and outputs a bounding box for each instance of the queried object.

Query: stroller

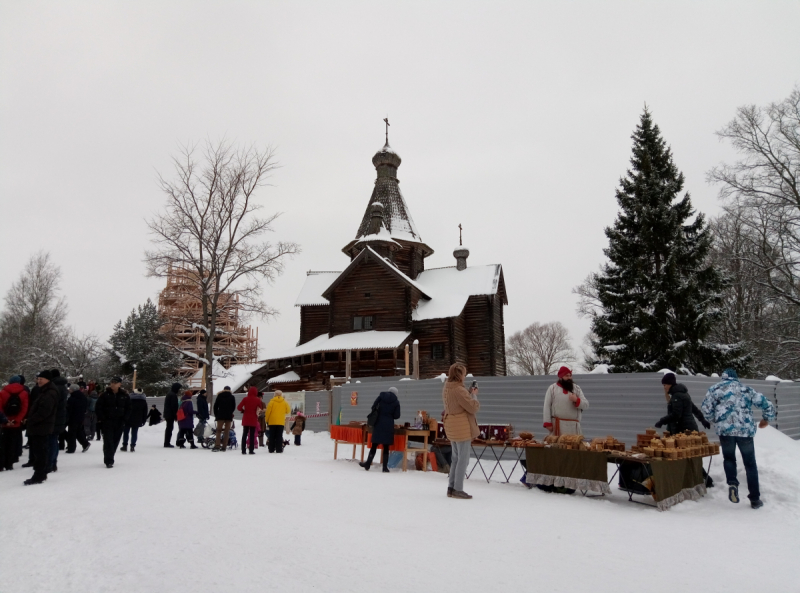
[195,420,215,448]
[203,420,237,450]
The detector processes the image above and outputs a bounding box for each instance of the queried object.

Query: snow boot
[447,487,454,497]
[24,476,46,486]
[382,467,389,473]
[120,444,127,452]
[751,499,764,509]
[21,461,33,468]
[164,444,175,448]
[130,445,135,452]
[190,444,198,449]
[728,485,739,503]
[106,463,113,468]
[359,461,371,471]
[212,447,220,452]
[82,443,91,453]
[451,490,473,499]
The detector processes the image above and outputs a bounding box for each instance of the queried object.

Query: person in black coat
[49,370,69,472]
[212,387,236,451]
[656,373,714,487]
[163,382,181,448]
[196,390,210,423]
[65,384,90,453]
[360,388,401,472]
[122,389,148,452]
[146,405,162,426]
[656,373,711,433]
[95,377,131,468]
[24,371,60,485]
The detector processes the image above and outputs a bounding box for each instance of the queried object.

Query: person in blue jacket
[701,368,776,509]
[360,387,401,473]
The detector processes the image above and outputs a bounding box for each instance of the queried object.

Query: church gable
[328,255,422,337]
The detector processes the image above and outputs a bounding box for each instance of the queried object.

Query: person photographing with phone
[543,366,588,436]
[442,363,480,499]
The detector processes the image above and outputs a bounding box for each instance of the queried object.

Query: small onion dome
[372,141,401,169]
[454,246,470,271]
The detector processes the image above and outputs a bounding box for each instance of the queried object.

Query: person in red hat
[543,366,588,436]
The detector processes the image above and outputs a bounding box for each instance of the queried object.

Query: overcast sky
[1,2,798,365]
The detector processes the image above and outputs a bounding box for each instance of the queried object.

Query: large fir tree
[590,109,747,374]
[108,299,181,394]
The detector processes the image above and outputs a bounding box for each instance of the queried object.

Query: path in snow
[1,426,798,592]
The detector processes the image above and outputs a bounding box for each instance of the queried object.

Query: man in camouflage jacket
[702,368,776,509]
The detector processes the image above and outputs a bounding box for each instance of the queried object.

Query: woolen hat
[661,373,677,386]
[171,382,183,391]
[36,370,53,380]
[184,390,193,396]
[388,387,399,396]
[110,376,123,383]
[557,366,572,378]
[69,384,80,392]
[9,375,22,384]
[50,369,61,378]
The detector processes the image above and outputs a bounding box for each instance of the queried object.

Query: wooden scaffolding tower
[157,266,259,378]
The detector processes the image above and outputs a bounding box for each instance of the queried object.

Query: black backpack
[4,392,22,416]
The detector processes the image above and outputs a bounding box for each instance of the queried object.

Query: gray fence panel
[332,373,796,445]
[776,383,800,439]
[303,390,331,432]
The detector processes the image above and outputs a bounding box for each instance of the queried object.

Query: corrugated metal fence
[332,373,799,446]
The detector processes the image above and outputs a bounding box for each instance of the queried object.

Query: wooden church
[252,136,508,391]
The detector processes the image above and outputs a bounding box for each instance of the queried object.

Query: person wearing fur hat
[65,383,90,454]
[176,391,198,449]
[163,382,182,448]
[543,366,588,436]
[122,388,148,452]
[0,375,29,470]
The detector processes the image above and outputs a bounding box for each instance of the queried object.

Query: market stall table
[466,441,526,483]
[608,452,709,511]
[331,424,367,461]
[524,446,612,494]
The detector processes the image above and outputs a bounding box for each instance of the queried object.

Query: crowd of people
[0,371,307,486]
[0,363,777,508]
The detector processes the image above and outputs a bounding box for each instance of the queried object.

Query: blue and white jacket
[701,370,776,438]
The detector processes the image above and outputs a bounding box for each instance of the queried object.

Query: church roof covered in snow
[270,330,412,359]
[295,253,506,321]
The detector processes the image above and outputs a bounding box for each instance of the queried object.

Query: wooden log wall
[299,305,330,344]
[329,257,413,336]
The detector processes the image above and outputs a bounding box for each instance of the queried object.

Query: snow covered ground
[1,426,798,592]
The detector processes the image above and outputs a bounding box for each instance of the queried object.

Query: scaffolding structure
[157,266,259,378]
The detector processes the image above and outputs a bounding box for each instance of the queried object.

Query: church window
[431,343,445,359]
[353,315,374,330]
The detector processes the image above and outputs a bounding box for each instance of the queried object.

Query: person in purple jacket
[176,391,198,449]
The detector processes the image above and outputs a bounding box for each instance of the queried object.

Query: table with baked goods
[522,430,719,511]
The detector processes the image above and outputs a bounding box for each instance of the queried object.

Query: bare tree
[573,270,602,319]
[708,88,800,308]
[145,140,300,395]
[708,206,799,377]
[0,251,69,378]
[506,321,576,375]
